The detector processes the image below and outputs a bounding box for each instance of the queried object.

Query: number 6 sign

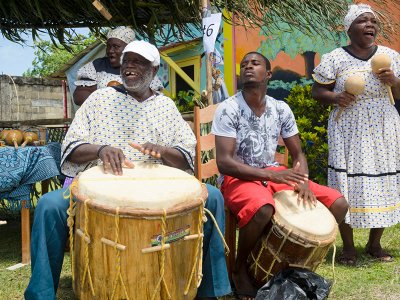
[202,13,222,54]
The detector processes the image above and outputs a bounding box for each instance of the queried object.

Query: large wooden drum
[247,190,338,287]
[70,163,207,300]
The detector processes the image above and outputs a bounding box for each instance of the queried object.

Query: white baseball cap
[122,40,160,66]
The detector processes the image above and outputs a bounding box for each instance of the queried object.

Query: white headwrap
[107,26,135,44]
[344,4,376,32]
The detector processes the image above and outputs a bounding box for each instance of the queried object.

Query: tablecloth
[0,142,61,210]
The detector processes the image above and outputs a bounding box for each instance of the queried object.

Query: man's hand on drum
[267,162,308,186]
[98,145,134,175]
[294,182,317,208]
[129,142,163,158]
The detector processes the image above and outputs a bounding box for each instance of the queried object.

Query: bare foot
[232,270,257,300]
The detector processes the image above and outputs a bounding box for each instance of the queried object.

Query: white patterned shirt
[211,92,298,168]
[61,86,195,177]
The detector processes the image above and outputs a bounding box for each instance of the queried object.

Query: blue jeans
[24,184,231,299]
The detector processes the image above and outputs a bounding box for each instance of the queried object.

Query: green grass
[0,220,75,300]
[317,224,400,300]
[1,220,399,300]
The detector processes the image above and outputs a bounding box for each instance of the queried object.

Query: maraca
[21,131,39,148]
[5,129,24,149]
[371,53,395,105]
[335,75,365,121]
[0,129,10,140]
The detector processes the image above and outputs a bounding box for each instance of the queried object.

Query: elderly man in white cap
[24,40,231,300]
[73,26,163,106]
[312,3,400,266]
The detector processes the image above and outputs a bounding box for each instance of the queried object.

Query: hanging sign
[202,13,222,54]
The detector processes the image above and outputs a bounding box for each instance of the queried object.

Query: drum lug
[183,233,204,241]
[141,244,171,253]
[100,237,126,251]
[76,228,91,244]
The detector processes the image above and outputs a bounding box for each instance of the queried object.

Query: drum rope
[65,186,76,283]
[303,241,320,267]
[204,207,230,255]
[184,202,204,295]
[331,243,337,288]
[251,227,274,277]
[110,207,130,300]
[81,199,95,297]
[263,229,291,281]
[151,209,172,300]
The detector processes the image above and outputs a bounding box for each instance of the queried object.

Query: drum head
[76,163,203,210]
[273,190,337,241]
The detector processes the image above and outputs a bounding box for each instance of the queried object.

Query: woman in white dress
[73,26,163,106]
[312,3,400,265]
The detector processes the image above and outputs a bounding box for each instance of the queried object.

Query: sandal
[337,251,357,266]
[365,245,394,262]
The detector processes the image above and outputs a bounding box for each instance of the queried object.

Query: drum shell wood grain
[71,183,208,300]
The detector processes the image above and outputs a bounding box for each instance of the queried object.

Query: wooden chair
[194,104,219,181]
[193,104,289,280]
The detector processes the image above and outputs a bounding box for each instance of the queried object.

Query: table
[0,142,60,264]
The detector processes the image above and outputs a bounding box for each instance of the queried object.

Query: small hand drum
[247,190,338,287]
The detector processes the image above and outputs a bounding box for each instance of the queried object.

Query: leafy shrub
[285,85,332,185]
[173,90,197,113]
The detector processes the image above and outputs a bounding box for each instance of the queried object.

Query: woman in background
[312,3,400,265]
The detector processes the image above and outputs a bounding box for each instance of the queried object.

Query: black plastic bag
[255,268,331,300]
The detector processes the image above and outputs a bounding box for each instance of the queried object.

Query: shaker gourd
[107,80,121,87]
[371,53,395,105]
[5,129,24,149]
[0,129,10,140]
[335,75,365,121]
[21,131,39,147]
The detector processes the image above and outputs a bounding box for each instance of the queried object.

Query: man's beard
[122,70,154,93]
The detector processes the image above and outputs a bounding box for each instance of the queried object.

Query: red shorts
[221,166,343,228]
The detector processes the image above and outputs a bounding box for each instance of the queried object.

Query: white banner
[202,13,222,54]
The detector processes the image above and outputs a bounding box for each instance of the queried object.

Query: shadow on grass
[58,275,76,300]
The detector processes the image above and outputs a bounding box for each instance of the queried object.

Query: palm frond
[1,1,399,46]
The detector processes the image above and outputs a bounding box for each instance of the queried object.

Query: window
[170,56,200,98]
